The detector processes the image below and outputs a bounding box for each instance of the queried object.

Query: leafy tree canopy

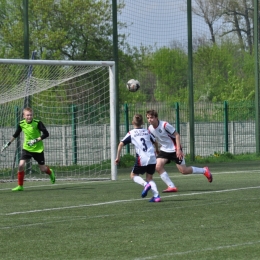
[0,0,125,61]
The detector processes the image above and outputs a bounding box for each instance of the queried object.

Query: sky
[118,0,211,49]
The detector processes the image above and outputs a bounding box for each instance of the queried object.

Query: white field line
[3,185,260,216]
[134,240,260,260]
[0,214,112,230]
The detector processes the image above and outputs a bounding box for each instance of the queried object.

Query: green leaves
[194,42,254,102]
[0,0,120,61]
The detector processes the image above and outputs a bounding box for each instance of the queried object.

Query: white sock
[133,175,146,186]
[191,166,205,174]
[149,180,159,197]
[160,172,175,187]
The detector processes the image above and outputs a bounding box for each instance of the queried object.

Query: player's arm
[37,121,49,141]
[149,131,159,155]
[27,121,49,146]
[1,137,14,152]
[173,131,183,159]
[115,134,131,165]
[1,126,22,152]
[153,140,160,155]
[115,142,124,165]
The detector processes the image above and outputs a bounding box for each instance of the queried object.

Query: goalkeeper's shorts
[21,149,45,165]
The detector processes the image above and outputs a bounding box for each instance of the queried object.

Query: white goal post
[0,59,117,181]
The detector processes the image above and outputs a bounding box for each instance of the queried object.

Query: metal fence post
[224,101,229,152]
[71,105,77,164]
[175,102,180,134]
[124,103,130,154]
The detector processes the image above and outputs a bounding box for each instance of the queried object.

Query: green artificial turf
[1,161,260,260]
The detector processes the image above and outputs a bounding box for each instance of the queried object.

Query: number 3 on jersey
[140,138,147,152]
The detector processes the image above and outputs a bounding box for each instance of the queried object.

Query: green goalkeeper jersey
[13,119,49,153]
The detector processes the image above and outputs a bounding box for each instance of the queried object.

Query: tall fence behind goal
[0,59,117,182]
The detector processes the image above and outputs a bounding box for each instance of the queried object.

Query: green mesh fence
[117,0,259,157]
[120,101,256,157]
[1,1,260,181]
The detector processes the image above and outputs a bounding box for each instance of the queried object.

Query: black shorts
[132,164,156,175]
[21,149,45,165]
[157,150,183,165]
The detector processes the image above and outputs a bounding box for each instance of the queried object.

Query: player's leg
[145,166,161,202]
[12,159,26,191]
[35,152,56,184]
[39,164,56,184]
[12,149,32,191]
[176,158,212,182]
[148,181,161,202]
[130,171,146,186]
[175,159,193,174]
[156,156,178,193]
[130,167,151,198]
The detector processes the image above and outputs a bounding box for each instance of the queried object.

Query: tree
[192,0,224,43]
[192,0,255,54]
[220,0,254,54]
[0,0,24,57]
[148,47,188,102]
[0,0,126,60]
[193,40,254,101]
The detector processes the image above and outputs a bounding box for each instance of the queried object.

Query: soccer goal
[0,59,117,182]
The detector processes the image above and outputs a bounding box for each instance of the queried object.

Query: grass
[1,161,260,260]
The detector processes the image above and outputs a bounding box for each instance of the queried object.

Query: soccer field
[1,161,260,260]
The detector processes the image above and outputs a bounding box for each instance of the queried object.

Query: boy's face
[146,114,158,127]
[23,110,33,123]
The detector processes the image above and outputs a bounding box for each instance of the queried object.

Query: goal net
[0,59,117,182]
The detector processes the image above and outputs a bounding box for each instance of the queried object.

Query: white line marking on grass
[4,185,260,216]
[213,170,260,174]
[5,199,141,215]
[161,185,260,199]
[134,240,260,259]
[0,214,112,230]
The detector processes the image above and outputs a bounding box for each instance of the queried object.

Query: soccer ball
[126,79,140,92]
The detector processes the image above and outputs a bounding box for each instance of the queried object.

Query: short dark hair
[146,109,158,118]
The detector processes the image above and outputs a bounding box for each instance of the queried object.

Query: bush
[117,154,136,168]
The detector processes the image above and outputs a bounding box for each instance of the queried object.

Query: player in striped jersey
[115,114,161,202]
[146,109,212,193]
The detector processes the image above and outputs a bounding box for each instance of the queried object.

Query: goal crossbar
[0,59,115,66]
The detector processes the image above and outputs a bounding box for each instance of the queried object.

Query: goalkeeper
[1,107,55,191]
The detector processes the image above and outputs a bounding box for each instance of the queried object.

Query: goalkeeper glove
[1,142,11,152]
[27,139,38,147]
